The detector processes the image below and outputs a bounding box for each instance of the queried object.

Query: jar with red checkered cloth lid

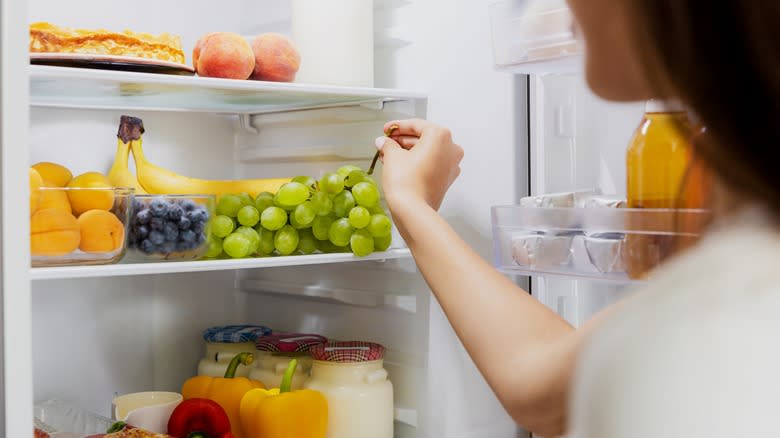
[304,341,393,438]
[197,325,272,378]
[248,333,327,390]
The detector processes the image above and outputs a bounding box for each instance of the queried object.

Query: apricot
[38,185,72,214]
[30,208,80,256]
[77,209,125,253]
[30,168,43,215]
[251,33,301,82]
[195,32,255,80]
[32,162,72,187]
[67,172,114,216]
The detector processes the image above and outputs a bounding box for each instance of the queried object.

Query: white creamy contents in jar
[196,325,271,377]
[249,333,327,389]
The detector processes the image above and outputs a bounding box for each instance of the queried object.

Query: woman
[376,1,780,437]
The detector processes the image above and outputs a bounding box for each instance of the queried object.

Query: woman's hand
[375,119,464,214]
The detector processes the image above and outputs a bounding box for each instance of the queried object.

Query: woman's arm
[378,119,612,436]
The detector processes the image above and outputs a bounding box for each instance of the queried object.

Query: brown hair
[625,2,780,219]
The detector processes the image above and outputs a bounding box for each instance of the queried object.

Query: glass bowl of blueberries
[125,194,215,262]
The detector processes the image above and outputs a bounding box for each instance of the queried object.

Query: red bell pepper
[167,398,234,438]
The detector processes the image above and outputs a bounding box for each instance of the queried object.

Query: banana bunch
[112,116,289,198]
[109,133,147,194]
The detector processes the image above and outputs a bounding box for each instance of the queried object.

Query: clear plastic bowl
[34,399,114,436]
[124,194,215,262]
[31,187,133,267]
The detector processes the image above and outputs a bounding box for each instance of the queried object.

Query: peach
[251,33,300,82]
[77,209,125,253]
[67,172,114,216]
[38,184,72,214]
[30,168,43,215]
[195,32,255,80]
[32,162,72,187]
[31,208,80,256]
[192,32,219,71]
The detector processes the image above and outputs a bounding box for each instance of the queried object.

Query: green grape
[374,234,392,251]
[312,215,335,240]
[337,165,362,178]
[238,192,254,207]
[292,176,318,193]
[223,233,251,258]
[310,191,333,216]
[212,215,235,238]
[261,206,288,231]
[297,229,317,255]
[274,225,299,256]
[367,214,392,237]
[368,204,387,215]
[216,194,243,217]
[255,225,276,256]
[237,205,260,227]
[318,239,348,253]
[290,213,311,230]
[319,172,345,194]
[350,229,375,257]
[276,182,310,207]
[364,175,377,185]
[254,192,275,213]
[328,218,353,247]
[234,226,260,254]
[333,190,356,217]
[348,206,371,229]
[293,202,316,227]
[206,237,223,258]
[352,182,380,207]
[273,193,298,211]
[344,169,366,188]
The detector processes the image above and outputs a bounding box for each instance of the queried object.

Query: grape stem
[367,124,399,175]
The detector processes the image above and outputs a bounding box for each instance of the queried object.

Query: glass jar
[196,325,271,377]
[304,342,393,438]
[248,333,326,389]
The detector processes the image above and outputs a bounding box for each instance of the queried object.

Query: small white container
[292,0,374,86]
[197,325,271,377]
[248,333,327,389]
[304,341,393,438]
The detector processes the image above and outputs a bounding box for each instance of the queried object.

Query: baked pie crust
[29,22,185,65]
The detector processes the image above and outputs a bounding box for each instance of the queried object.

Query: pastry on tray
[29,21,186,65]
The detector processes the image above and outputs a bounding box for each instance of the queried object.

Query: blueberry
[191,221,204,234]
[176,241,193,252]
[178,216,191,230]
[150,217,165,231]
[136,209,151,225]
[180,229,196,243]
[149,230,165,245]
[160,242,176,254]
[163,222,179,242]
[140,239,156,254]
[195,232,206,244]
[193,208,209,223]
[167,204,183,221]
[150,198,169,217]
[132,199,144,213]
[181,199,197,212]
[135,225,149,239]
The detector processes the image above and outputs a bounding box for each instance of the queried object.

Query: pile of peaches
[193,32,300,82]
[29,163,127,261]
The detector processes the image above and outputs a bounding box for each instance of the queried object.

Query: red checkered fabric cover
[309,341,385,362]
[255,333,327,353]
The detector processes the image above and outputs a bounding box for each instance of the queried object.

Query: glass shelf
[29,65,426,113]
[491,206,711,283]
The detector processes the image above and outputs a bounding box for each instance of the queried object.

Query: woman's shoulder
[569,218,780,438]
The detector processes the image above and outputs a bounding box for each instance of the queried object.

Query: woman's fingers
[384,118,444,138]
[388,135,420,150]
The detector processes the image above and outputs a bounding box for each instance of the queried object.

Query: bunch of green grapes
[206,166,393,259]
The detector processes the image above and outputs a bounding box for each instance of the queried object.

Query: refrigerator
[2,0,669,437]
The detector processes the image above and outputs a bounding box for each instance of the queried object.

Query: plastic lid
[203,325,272,343]
[255,333,327,353]
[309,341,385,363]
[645,99,686,113]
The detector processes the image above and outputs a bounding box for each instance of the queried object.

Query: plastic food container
[197,325,272,378]
[125,194,214,262]
[31,187,133,267]
[304,341,393,438]
[249,333,327,390]
[34,399,114,437]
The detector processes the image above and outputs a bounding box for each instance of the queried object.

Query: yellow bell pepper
[182,352,264,438]
[239,359,328,438]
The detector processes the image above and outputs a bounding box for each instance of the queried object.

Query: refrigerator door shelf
[490,0,583,74]
[491,206,711,283]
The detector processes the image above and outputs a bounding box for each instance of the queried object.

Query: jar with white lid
[303,341,393,438]
[248,333,327,390]
[197,325,271,377]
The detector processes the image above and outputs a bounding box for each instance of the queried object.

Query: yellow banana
[118,115,289,198]
[108,137,147,194]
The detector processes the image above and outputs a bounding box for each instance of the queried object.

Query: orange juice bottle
[625,100,694,279]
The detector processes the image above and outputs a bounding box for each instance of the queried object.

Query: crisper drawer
[489,0,582,73]
[491,206,712,282]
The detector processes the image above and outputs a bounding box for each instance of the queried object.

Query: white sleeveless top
[569,208,780,437]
